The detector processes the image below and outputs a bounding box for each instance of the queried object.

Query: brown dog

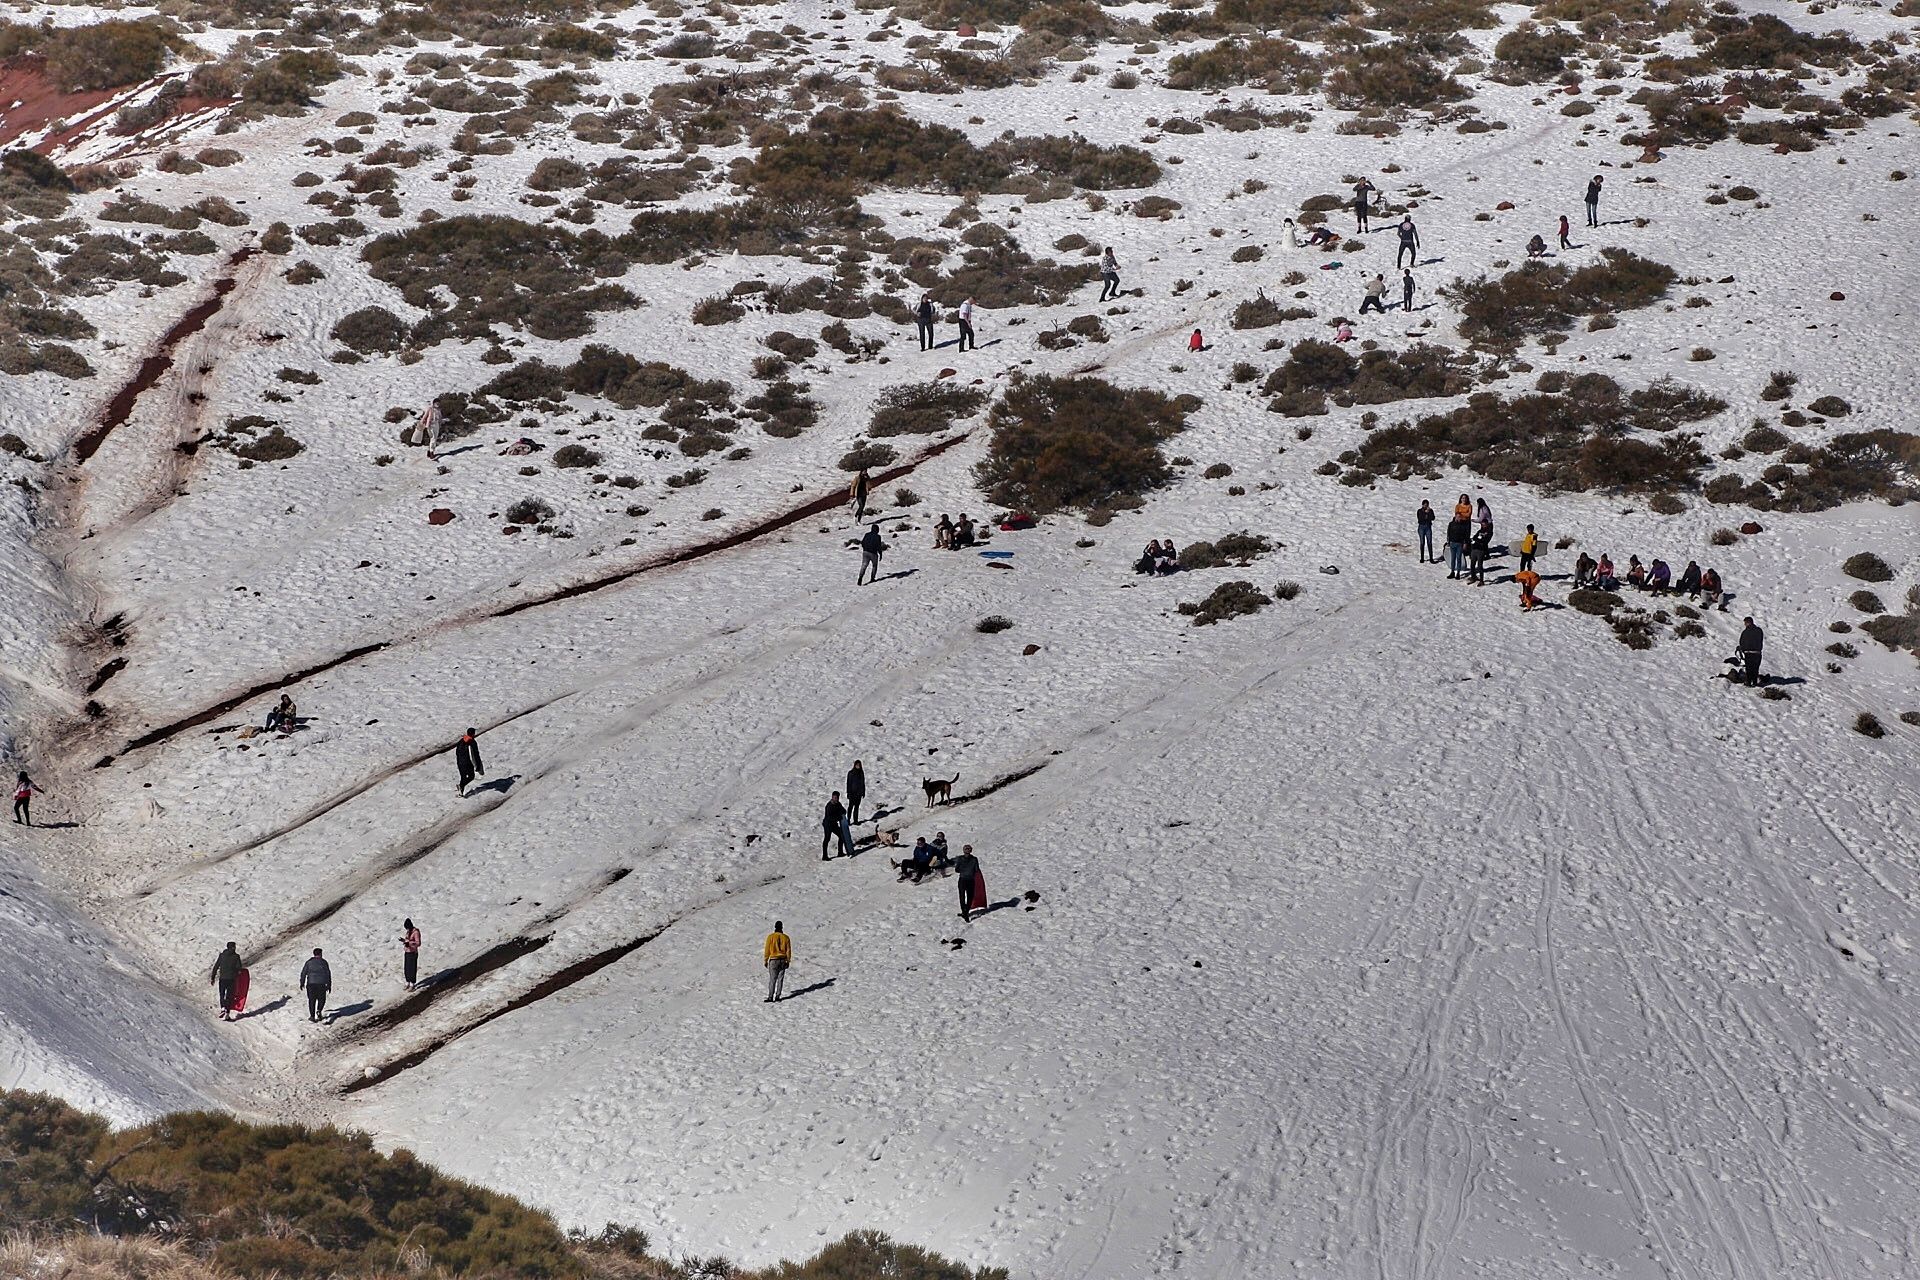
[921,775,958,807]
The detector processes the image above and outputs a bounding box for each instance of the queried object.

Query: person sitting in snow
[1625,555,1647,590]
[1596,554,1618,590]
[1526,234,1548,258]
[1154,541,1180,574]
[894,837,937,882]
[1134,540,1165,574]
[953,514,977,548]
[1647,559,1672,595]
[1701,567,1725,609]
[1574,551,1597,588]
[1677,560,1702,596]
[934,514,955,549]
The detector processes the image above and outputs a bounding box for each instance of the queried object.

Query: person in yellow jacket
[764,921,791,1003]
[1518,523,1539,573]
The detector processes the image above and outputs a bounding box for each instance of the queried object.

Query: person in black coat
[953,845,984,921]
[299,948,332,1022]
[1585,175,1604,227]
[846,760,866,825]
[1736,617,1764,686]
[1445,516,1471,579]
[210,942,243,1021]
[454,728,484,797]
[915,293,936,351]
[1467,528,1491,585]
[822,791,851,860]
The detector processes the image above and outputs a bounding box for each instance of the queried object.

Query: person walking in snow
[857,522,886,586]
[1098,247,1120,302]
[957,298,976,352]
[915,293,936,351]
[401,919,422,991]
[1736,617,1765,687]
[1416,500,1435,564]
[1517,524,1538,573]
[299,947,331,1023]
[821,790,852,860]
[764,921,791,1002]
[954,844,985,922]
[1445,512,1470,580]
[846,759,867,825]
[1558,214,1572,249]
[1395,216,1421,269]
[210,942,243,1021]
[12,771,38,826]
[850,467,871,522]
[1359,273,1387,315]
[453,727,484,797]
[1401,269,1416,312]
[1352,177,1375,233]
[1585,175,1604,228]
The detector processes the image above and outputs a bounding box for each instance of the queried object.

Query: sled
[231,968,251,1015]
[967,872,988,913]
[979,550,1015,559]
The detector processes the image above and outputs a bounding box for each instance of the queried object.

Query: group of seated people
[892,832,953,882]
[1574,553,1725,606]
[1133,539,1181,575]
[933,514,978,550]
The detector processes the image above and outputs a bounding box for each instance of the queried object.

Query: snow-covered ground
[3,0,1919,1274]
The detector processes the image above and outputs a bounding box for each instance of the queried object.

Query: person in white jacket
[957,298,976,351]
[1359,273,1388,314]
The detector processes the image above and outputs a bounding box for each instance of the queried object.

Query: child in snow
[1188,328,1205,352]
[1517,524,1538,572]
[1333,321,1355,343]
[1558,214,1572,249]
[1516,568,1543,611]
[13,772,38,825]
[1527,234,1548,258]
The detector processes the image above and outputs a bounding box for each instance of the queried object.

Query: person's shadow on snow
[326,1000,373,1025]
[471,774,519,796]
[780,978,836,1002]
[970,897,1024,919]
[878,568,920,583]
[237,996,289,1020]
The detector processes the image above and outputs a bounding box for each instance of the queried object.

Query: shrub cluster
[1353,374,1716,494]
[1263,340,1471,415]
[975,375,1194,513]
[1178,580,1272,625]
[362,216,637,342]
[869,382,990,437]
[1445,250,1677,347]
[0,19,179,91]
[1180,532,1273,569]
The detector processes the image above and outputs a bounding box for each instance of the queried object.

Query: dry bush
[869,383,989,436]
[1327,42,1468,109]
[1445,249,1676,347]
[1178,580,1271,625]
[1843,552,1894,582]
[1356,375,1713,494]
[975,374,1193,513]
[363,215,637,341]
[1180,532,1273,569]
[1263,339,1471,407]
[1165,37,1319,91]
[1,19,179,92]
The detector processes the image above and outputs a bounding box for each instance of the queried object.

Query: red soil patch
[0,58,114,150]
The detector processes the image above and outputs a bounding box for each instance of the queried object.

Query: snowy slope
[3,0,1919,1274]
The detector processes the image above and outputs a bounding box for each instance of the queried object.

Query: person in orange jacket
[1516,568,1543,611]
[764,921,792,1003]
[1452,493,1472,522]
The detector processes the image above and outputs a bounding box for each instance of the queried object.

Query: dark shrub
[1569,587,1623,615]
[243,50,345,107]
[554,444,601,468]
[976,615,1014,633]
[1854,711,1886,738]
[34,21,174,92]
[1180,532,1273,569]
[975,375,1192,514]
[330,306,411,355]
[1165,38,1319,91]
[1843,552,1893,582]
[1446,250,1676,347]
[839,441,897,470]
[1327,43,1468,109]
[1178,580,1271,625]
[482,359,568,402]
[869,383,989,437]
[1850,590,1886,614]
[1807,394,1852,417]
[1272,578,1301,600]
[506,496,556,524]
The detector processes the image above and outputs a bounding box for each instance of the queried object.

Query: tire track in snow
[93,429,976,767]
